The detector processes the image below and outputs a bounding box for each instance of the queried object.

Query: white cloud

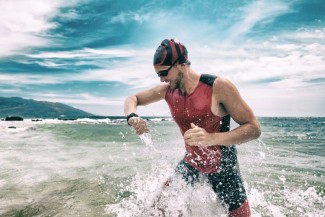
[28,46,158,88]
[57,9,79,20]
[27,47,137,59]
[35,61,66,67]
[0,30,48,57]
[110,12,151,24]
[291,28,325,40]
[0,0,58,32]
[36,93,123,106]
[0,0,80,57]
[0,45,156,87]
[0,88,21,93]
[0,73,62,85]
[227,0,291,41]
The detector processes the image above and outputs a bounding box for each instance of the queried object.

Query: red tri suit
[165,74,232,173]
[165,74,250,216]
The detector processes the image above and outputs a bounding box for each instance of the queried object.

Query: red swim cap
[153,39,189,66]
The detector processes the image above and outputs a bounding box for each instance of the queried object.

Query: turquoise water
[0,117,324,216]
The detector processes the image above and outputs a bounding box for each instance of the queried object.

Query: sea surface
[0,117,324,217]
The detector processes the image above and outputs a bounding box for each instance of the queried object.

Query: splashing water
[1,118,324,216]
[105,163,228,217]
[139,132,153,147]
[247,186,325,216]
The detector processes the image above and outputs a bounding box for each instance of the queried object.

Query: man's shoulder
[211,77,239,101]
[200,74,217,86]
[199,74,230,88]
[198,74,235,97]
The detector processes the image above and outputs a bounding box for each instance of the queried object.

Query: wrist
[126,113,139,125]
[207,132,218,146]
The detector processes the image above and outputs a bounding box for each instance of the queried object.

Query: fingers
[129,117,149,135]
[184,127,203,141]
[184,129,199,144]
[184,131,203,140]
[184,124,207,146]
[184,127,201,136]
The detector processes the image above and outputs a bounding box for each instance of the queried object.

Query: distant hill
[0,97,94,118]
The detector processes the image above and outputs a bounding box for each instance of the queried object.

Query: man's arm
[184,78,261,146]
[214,77,261,145]
[124,84,168,134]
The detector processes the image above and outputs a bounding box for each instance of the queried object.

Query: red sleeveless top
[165,75,230,173]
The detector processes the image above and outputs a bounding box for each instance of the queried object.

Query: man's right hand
[128,117,149,135]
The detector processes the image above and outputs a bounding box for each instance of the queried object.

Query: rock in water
[5,116,24,121]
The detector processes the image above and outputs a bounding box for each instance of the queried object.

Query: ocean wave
[0,117,174,130]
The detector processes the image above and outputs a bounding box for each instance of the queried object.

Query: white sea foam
[0,120,116,187]
[105,163,227,217]
[247,185,325,216]
[150,118,173,122]
[0,118,171,130]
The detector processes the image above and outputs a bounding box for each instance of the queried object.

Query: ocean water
[0,117,324,217]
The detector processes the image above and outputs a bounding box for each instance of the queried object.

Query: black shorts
[175,158,248,211]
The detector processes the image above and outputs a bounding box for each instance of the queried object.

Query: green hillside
[0,97,94,118]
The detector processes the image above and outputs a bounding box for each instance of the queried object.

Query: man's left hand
[184,123,215,147]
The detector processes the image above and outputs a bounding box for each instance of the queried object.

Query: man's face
[154,65,182,90]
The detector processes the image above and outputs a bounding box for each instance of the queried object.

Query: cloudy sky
[0,0,324,117]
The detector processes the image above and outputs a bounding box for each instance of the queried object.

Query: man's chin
[169,80,181,90]
[169,83,177,90]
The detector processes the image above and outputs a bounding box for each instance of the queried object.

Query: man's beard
[170,71,183,90]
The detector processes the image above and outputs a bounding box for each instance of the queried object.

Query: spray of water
[139,132,153,147]
[105,163,228,217]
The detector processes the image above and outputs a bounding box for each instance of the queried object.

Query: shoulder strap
[200,74,230,132]
[199,74,217,86]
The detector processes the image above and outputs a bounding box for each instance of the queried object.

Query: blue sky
[0,0,324,117]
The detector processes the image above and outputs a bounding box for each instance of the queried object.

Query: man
[124,39,261,217]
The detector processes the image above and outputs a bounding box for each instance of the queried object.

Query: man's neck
[180,69,200,95]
